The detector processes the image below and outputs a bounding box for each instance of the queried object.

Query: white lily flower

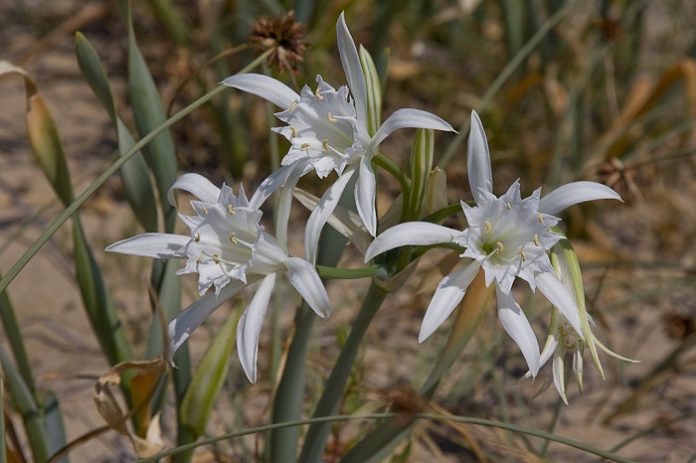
[223,12,454,261]
[529,240,638,404]
[365,110,622,376]
[106,173,330,383]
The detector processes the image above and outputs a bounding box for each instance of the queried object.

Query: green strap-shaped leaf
[38,390,69,463]
[0,347,50,463]
[359,45,382,138]
[0,280,35,394]
[119,0,178,232]
[180,306,242,437]
[75,32,158,232]
[406,129,434,221]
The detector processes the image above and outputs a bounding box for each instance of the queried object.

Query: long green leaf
[0,347,50,463]
[74,32,158,232]
[0,280,35,393]
[180,305,242,436]
[119,0,178,232]
[38,390,68,463]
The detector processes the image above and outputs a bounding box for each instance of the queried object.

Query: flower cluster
[108,13,634,399]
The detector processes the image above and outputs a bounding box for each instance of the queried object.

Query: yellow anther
[327,112,337,123]
[533,234,541,246]
[227,204,236,215]
[228,232,238,244]
[537,212,544,224]
[495,241,505,253]
[483,221,493,233]
[322,139,329,151]
[300,143,311,150]
[290,126,297,138]
[518,250,526,261]
[315,87,324,100]
[212,253,221,264]
[505,202,512,210]
[194,233,201,243]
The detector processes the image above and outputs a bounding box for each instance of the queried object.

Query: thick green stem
[298,282,389,463]
[316,265,382,280]
[0,49,272,296]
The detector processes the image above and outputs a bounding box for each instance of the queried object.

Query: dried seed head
[249,11,308,73]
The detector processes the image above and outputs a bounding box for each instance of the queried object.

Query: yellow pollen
[228,232,238,244]
[495,241,505,253]
[533,234,541,246]
[212,253,221,264]
[315,87,324,100]
[300,143,311,150]
[505,202,512,210]
[194,233,201,243]
[322,139,329,151]
[327,112,337,123]
[483,221,492,233]
[227,204,235,215]
[537,212,544,224]
[518,250,526,261]
[290,126,297,138]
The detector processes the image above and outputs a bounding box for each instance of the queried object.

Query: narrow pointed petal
[496,287,541,376]
[467,110,493,203]
[336,12,367,125]
[285,257,331,318]
[539,181,622,215]
[304,167,356,263]
[167,173,220,207]
[237,273,276,383]
[535,272,583,338]
[553,355,569,405]
[372,108,455,146]
[274,164,308,248]
[355,156,377,236]
[106,233,188,259]
[249,162,310,210]
[418,261,481,342]
[294,188,371,254]
[222,73,299,109]
[168,280,247,360]
[364,222,460,262]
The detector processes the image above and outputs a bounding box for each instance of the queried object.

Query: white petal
[167,173,220,207]
[274,164,308,248]
[249,162,309,210]
[364,222,460,262]
[336,13,368,125]
[539,181,622,215]
[106,233,189,259]
[304,167,356,263]
[355,156,377,236]
[168,280,247,360]
[284,257,331,318]
[535,272,583,338]
[372,108,455,147]
[467,110,493,203]
[237,273,276,383]
[419,261,481,342]
[293,188,371,254]
[496,287,541,376]
[222,73,299,109]
[553,354,569,405]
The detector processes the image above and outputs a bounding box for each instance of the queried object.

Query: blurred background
[1,0,695,461]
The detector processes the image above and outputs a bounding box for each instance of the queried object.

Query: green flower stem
[0,49,272,296]
[340,271,492,463]
[298,282,389,463]
[0,281,35,393]
[438,1,578,167]
[138,412,637,463]
[373,153,410,193]
[422,203,465,224]
[315,265,383,280]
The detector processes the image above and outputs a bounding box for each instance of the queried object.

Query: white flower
[364,110,622,376]
[223,13,454,262]
[106,173,330,383]
[530,240,638,404]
